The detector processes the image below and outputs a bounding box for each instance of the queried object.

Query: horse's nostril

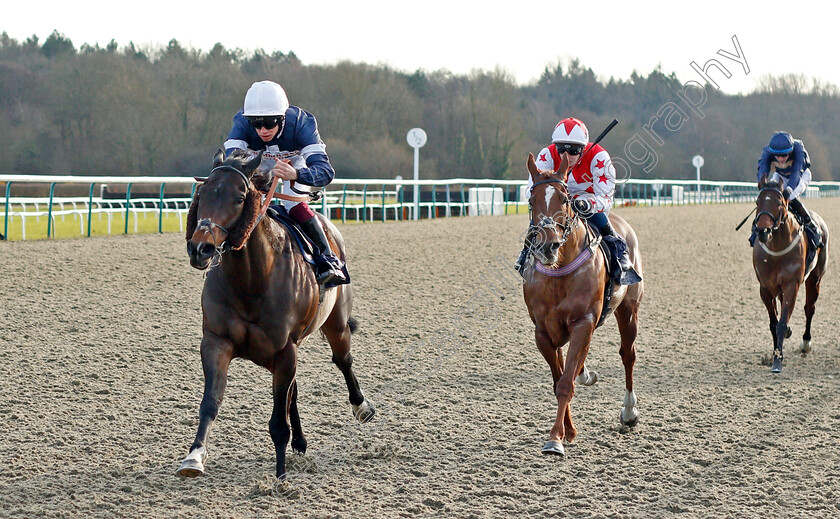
[550,242,560,253]
[197,243,215,256]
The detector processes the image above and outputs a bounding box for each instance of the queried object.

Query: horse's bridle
[194,165,254,263]
[753,185,788,233]
[529,178,580,247]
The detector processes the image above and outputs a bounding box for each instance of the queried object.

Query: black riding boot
[599,221,642,285]
[788,197,822,249]
[514,226,538,278]
[300,216,348,286]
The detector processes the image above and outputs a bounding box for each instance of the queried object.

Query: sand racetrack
[1,200,839,518]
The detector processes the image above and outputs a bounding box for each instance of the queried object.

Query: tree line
[2,30,839,182]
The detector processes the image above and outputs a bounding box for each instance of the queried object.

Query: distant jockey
[753,131,822,249]
[516,117,641,285]
[224,80,347,286]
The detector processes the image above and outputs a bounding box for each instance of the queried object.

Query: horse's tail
[348,316,359,334]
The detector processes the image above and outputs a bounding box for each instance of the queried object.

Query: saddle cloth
[265,205,351,288]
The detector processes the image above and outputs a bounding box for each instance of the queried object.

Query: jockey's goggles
[554,142,584,155]
[248,116,283,130]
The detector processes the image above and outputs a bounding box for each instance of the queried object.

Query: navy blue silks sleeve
[756,147,772,181]
[785,141,807,191]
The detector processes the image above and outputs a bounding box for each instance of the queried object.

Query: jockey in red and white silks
[516,117,640,285]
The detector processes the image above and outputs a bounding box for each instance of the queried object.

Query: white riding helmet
[243,80,289,116]
[551,117,589,145]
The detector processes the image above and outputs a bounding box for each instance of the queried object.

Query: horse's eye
[236,195,245,205]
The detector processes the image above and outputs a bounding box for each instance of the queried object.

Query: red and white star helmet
[551,117,589,145]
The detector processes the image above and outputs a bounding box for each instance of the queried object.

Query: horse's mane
[185,150,263,250]
[761,178,785,194]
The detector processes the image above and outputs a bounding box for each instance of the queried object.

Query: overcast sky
[3,0,835,95]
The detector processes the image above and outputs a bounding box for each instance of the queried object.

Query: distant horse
[177,150,375,480]
[522,153,643,456]
[752,179,829,373]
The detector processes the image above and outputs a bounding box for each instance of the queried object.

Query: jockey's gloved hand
[783,187,792,200]
[572,198,594,217]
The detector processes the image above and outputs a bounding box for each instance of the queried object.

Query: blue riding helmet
[768,131,794,154]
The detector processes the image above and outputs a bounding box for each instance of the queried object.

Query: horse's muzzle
[757,228,771,244]
[187,240,216,270]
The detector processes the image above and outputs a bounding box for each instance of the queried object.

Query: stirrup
[316,255,348,286]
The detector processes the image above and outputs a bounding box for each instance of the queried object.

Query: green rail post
[3,181,11,239]
[47,182,57,238]
[504,185,510,215]
[321,187,327,216]
[87,183,95,237]
[460,184,466,216]
[431,184,437,218]
[399,185,405,220]
[158,183,166,233]
[445,184,451,217]
[491,184,497,216]
[362,184,368,223]
[381,185,386,222]
[124,183,133,234]
[341,184,347,223]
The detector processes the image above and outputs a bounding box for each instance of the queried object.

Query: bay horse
[177,149,375,480]
[522,153,643,456]
[752,179,829,373]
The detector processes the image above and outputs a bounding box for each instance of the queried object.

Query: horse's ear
[212,148,225,168]
[758,174,767,188]
[527,153,540,179]
[556,153,570,176]
[244,150,264,175]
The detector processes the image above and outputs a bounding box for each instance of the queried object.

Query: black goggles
[555,142,584,155]
[247,116,283,130]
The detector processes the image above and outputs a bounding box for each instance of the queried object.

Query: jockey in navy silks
[224,80,347,286]
[753,131,822,249]
[515,117,641,285]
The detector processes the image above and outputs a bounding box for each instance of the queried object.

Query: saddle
[265,206,351,288]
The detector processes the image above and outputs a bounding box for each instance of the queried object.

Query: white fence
[3,174,840,240]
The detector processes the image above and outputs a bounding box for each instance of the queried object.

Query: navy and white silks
[224,106,335,211]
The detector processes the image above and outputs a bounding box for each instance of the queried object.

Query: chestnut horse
[522,153,643,456]
[752,179,829,373]
[177,150,375,480]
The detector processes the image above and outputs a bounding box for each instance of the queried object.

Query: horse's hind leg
[289,381,307,454]
[177,337,234,477]
[801,275,821,354]
[615,298,639,427]
[323,287,375,423]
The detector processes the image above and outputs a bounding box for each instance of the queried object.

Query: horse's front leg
[535,327,570,455]
[773,283,800,373]
[177,335,234,477]
[270,343,297,480]
[289,381,306,454]
[759,286,779,369]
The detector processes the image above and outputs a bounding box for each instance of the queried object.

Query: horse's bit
[529,178,580,247]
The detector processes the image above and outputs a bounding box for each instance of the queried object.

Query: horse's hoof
[575,370,598,387]
[620,408,640,428]
[800,340,812,354]
[291,436,307,455]
[176,447,207,477]
[785,327,792,339]
[352,399,376,424]
[770,358,783,373]
[541,440,565,456]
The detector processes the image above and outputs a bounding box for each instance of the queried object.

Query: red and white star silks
[528,142,617,214]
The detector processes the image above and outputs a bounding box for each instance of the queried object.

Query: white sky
[3,0,836,95]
